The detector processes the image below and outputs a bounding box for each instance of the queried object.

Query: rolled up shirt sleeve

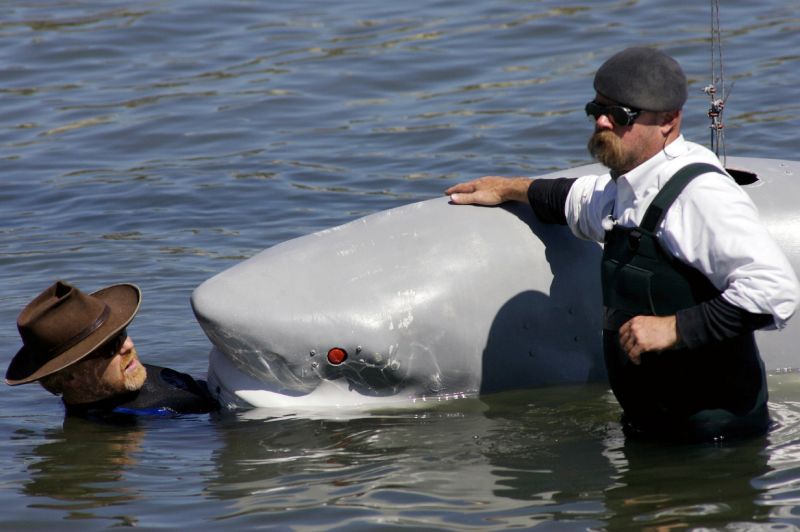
[534,162,799,337]
[564,173,617,243]
[660,172,800,331]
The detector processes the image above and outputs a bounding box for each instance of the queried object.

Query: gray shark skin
[192,156,800,410]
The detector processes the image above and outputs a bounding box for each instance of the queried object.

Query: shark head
[192,196,605,410]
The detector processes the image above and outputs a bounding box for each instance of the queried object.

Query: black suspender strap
[638,163,728,233]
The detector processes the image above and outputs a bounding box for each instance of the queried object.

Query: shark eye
[327,347,348,365]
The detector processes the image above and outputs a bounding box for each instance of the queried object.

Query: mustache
[122,347,147,391]
[587,129,628,174]
[121,346,138,365]
[588,130,619,157]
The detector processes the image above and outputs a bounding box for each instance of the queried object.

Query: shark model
[192,157,800,410]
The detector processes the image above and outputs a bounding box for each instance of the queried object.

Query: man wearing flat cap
[446,47,799,441]
[6,281,218,418]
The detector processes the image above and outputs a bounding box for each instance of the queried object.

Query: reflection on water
[196,384,800,529]
[605,436,772,529]
[201,388,616,527]
[21,417,144,526]
[2,0,800,529]
[4,380,800,529]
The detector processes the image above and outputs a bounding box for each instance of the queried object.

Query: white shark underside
[192,157,800,410]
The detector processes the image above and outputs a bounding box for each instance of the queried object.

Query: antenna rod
[704,0,726,162]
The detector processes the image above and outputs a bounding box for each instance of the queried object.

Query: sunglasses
[585,101,641,126]
[91,328,128,359]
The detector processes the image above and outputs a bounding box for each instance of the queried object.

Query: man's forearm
[676,296,774,349]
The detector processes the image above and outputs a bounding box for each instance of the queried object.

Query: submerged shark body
[192,157,800,410]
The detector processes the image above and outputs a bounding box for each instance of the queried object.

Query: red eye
[327,348,347,365]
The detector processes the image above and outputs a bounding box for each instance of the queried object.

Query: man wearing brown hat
[6,281,218,418]
[445,46,799,441]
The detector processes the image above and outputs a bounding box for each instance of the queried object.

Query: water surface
[2,0,800,529]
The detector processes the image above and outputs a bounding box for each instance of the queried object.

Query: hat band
[43,305,111,358]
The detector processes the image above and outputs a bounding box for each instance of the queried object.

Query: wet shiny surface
[2,0,800,529]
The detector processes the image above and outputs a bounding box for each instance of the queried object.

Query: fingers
[443,182,477,195]
[448,188,486,205]
[449,191,496,205]
[446,177,504,206]
[617,315,679,365]
[445,176,531,206]
[618,321,643,365]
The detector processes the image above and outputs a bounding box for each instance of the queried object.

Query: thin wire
[705,0,726,162]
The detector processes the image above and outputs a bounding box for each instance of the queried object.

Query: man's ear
[661,110,681,136]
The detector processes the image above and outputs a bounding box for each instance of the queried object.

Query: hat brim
[5,283,141,385]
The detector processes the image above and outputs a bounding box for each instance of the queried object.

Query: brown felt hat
[6,280,141,385]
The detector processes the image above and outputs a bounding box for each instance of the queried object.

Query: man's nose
[120,336,134,353]
[593,113,614,130]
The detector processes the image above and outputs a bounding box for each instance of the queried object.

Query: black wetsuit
[65,364,219,419]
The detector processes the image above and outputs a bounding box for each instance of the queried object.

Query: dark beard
[587,130,636,176]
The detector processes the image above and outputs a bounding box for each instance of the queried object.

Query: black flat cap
[593,47,687,112]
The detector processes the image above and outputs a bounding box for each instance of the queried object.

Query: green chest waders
[600,163,768,440]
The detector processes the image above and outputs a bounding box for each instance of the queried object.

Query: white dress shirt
[565,135,799,328]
